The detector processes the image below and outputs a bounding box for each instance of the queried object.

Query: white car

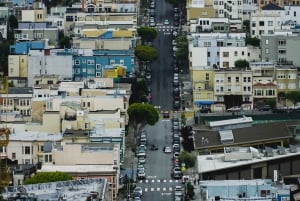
[164,146,172,153]
[164,19,170,25]
[227,106,241,112]
[133,186,143,196]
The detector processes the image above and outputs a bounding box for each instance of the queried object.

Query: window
[75,60,80,65]
[96,64,101,69]
[268,21,273,26]
[234,51,237,56]
[265,39,269,45]
[207,52,211,57]
[87,60,94,65]
[248,77,251,82]
[45,155,48,162]
[205,73,209,81]
[74,68,80,74]
[204,42,211,47]
[278,49,286,54]
[25,146,30,155]
[294,11,296,17]
[87,102,90,107]
[66,16,74,22]
[259,21,264,26]
[223,52,229,57]
[288,73,296,79]
[278,40,286,45]
[120,59,124,65]
[110,60,115,65]
[227,77,231,82]
[236,77,239,82]
[227,85,231,92]
[12,153,16,160]
[248,86,251,91]
[252,22,256,27]
[277,74,285,79]
[223,62,229,68]
[243,86,246,91]
[96,72,102,77]
[265,48,269,54]
[243,77,247,82]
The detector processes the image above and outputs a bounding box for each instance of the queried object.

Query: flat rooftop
[197,146,300,173]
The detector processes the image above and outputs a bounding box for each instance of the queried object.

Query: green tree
[175,35,189,72]
[185,182,195,200]
[135,45,158,62]
[58,31,71,48]
[137,27,157,43]
[234,59,249,69]
[23,172,73,184]
[127,103,159,136]
[129,80,149,104]
[285,91,300,106]
[7,15,18,42]
[181,113,186,126]
[245,37,260,47]
[243,20,250,33]
[178,151,195,168]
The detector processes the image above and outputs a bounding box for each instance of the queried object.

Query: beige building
[8,55,28,78]
[213,70,253,111]
[41,142,120,201]
[22,9,46,22]
[275,66,299,107]
[186,0,216,22]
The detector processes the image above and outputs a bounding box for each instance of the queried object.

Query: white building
[250,4,285,38]
[27,49,73,87]
[189,33,249,69]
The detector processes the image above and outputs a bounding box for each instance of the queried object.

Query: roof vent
[219,130,234,144]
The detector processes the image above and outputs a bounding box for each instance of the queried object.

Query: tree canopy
[58,31,71,48]
[127,103,159,135]
[135,45,158,62]
[245,37,260,47]
[23,172,73,185]
[234,59,249,69]
[129,79,149,104]
[175,35,189,72]
[285,91,300,105]
[137,27,157,43]
[178,151,196,168]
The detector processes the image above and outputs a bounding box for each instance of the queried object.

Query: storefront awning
[194,100,214,105]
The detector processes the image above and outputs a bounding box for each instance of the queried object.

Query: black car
[200,107,211,113]
[259,105,271,111]
[173,101,180,110]
[174,21,179,27]
[174,13,180,20]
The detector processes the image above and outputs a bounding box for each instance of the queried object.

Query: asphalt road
[150,0,174,111]
[136,119,180,201]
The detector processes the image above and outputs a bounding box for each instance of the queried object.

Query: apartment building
[261,32,300,67]
[189,33,249,69]
[250,3,284,38]
[275,66,299,107]
[250,62,277,109]
[192,67,214,111]
[186,0,216,22]
[72,29,135,50]
[0,7,9,39]
[213,70,253,111]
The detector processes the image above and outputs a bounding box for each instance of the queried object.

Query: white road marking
[157,179,160,182]
[163,187,166,191]
[157,187,160,191]
[151,179,155,183]
[145,188,148,192]
[151,188,154,191]
[169,187,173,191]
[169,179,173,183]
[163,179,167,182]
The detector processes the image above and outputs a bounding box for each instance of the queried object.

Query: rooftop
[39,164,116,173]
[2,178,108,201]
[197,146,300,173]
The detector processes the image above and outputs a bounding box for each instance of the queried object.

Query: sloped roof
[194,121,293,149]
[112,30,133,38]
[262,2,283,10]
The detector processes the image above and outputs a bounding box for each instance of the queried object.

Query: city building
[1,178,112,201]
[0,7,9,39]
[261,32,300,67]
[250,3,284,38]
[199,179,290,201]
[40,142,120,201]
[213,70,253,111]
[186,0,216,22]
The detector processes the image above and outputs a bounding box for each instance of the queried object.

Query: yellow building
[186,0,216,22]
[22,9,46,22]
[104,65,126,78]
[192,68,214,111]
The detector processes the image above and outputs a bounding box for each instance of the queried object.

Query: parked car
[164,19,170,25]
[137,170,146,179]
[259,105,271,111]
[137,164,145,173]
[137,149,146,157]
[163,146,172,153]
[138,156,146,164]
[200,107,211,113]
[227,106,241,112]
[133,187,143,197]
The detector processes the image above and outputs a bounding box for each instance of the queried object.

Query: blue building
[10,40,45,54]
[72,49,135,81]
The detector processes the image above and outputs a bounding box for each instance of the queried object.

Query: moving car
[163,111,170,118]
[164,19,170,25]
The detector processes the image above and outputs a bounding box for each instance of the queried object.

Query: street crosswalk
[137,178,182,193]
[138,179,180,183]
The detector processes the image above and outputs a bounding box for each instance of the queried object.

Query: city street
[150,0,174,111]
